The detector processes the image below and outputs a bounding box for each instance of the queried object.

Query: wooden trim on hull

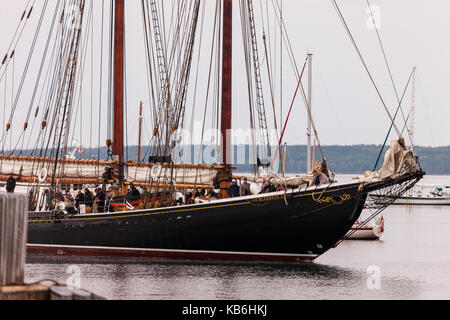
[27,244,318,263]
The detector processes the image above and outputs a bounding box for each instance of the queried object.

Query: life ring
[150,164,162,179]
[38,168,48,183]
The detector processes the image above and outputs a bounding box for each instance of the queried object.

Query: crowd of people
[47,187,114,215]
[227,178,253,198]
[227,177,287,198]
[12,165,330,214]
[58,172,328,213]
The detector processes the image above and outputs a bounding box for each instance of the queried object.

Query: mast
[220,0,233,198]
[138,101,143,162]
[307,53,312,173]
[279,0,283,158]
[221,0,232,167]
[113,0,125,184]
[409,66,416,146]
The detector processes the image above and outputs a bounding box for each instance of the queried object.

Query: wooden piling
[0,193,28,286]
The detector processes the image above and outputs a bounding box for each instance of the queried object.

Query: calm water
[24,175,450,300]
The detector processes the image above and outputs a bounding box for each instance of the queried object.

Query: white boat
[345,217,384,240]
[370,184,450,205]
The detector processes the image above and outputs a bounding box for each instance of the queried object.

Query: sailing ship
[0,0,423,263]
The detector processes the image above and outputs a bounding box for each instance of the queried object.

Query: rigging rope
[373,69,414,171]
[270,56,308,171]
[331,0,401,138]
[0,0,49,146]
[365,0,416,153]
[0,0,35,81]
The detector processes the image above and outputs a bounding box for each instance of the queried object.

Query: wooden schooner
[0,0,424,263]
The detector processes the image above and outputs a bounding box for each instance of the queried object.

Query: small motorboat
[370,184,450,205]
[345,216,384,240]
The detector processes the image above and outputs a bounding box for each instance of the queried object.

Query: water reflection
[25,258,370,300]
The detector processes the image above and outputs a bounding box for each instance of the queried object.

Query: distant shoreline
[4,144,450,175]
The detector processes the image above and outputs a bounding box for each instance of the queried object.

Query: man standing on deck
[105,187,113,213]
[240,177,251,196]
[228,180,240,198]
[96,188,106,213]
[6,176,16,193]
[75,190,85,213]
[84,188,93,213]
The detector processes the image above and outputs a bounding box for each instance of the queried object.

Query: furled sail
[0,155,116,182]
[125,162,221,187]
[359,139,419,182]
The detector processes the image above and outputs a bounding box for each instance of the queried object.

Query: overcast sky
[0,0,449,150]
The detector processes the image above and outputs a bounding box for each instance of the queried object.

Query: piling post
[0,193,29,286]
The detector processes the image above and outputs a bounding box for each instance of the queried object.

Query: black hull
[27,172,423,263]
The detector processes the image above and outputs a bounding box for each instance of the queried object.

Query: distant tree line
[95,144,450,175]
[270,145,450,175]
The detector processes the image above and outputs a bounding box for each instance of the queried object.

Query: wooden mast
[219,0,233,198]
[138,101,143,163]
[113,0,125,186]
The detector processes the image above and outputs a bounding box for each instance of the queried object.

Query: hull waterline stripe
[27,244,318,262]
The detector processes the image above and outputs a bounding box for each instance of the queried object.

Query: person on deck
[312,169,328,187]
[186,192,194,205]
[127,185,141,199]
[44,189,51,210]
[6,176,16,193]
[64,191,77,215]
[75,190,85,212]
[84,188,93,213]
[240,177,251,196]
[207,188,219,199]
[259,177,275,194]
[131,185,141,197]
[95,188,106,213]
[105,187,113,213]
[228,180,240,198]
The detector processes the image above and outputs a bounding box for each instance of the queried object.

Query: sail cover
[359,140,419,182]
[126,163,220,187]
[0,155,115,181]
